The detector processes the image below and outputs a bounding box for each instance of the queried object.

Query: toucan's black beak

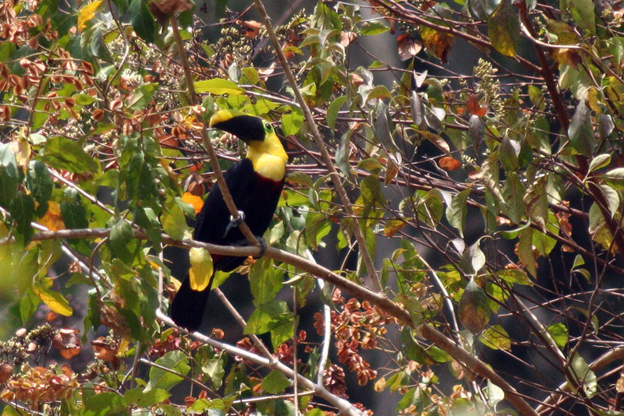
[209,110,266,142]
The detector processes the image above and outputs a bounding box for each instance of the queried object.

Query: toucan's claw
[223,210,245,238]
[256,237,267,258]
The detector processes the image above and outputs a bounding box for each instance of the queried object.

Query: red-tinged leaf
[439,156,461,171]
[467,94,487,116]
[459,279,490,334]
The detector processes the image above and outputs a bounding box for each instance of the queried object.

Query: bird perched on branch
[170,110,288,331]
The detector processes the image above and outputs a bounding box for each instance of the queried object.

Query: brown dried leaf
[397,34,423,61]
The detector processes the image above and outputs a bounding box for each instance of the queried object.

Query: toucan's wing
[193,158,255,245]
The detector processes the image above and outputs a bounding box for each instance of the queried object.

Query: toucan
[170,110,288,331]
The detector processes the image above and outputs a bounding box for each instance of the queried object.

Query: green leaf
[458,278,490,333]
[20,290,40,324]
[569,0,595,35]
[523,176,548,229]
[129,0,155,43]
[499,135,520,171]
[109,219,138,264]
[146,351,190,391]
[496,268,532,285]
[199,351,226,389]
[10,193,35,246]
[129,83,158,110]
[518,227,537,277]
[567,100,594,157]
[282,109,304,136]
[27,160,53,217]
[244,301,294,347]
[360,21,390,36]
[250,257,283,307]
[588,154,611,173]
[188,398,228,413]
[603,167,624,190]
[446,189,469,237]
[83,391,126,416]
[194,78,244,95]
[326,95,347,130]
[311,2,342,31]
[547,323,569,348]
[502,172,526,224]
[459,240,486,275]
[162,197,191,240]
[42,136,100,174]
[569,353,597,398]
[0,143,21,209]
[124,386,170,407]
[75,93,97,106]
[479,324,511,351]
[32,280,73,316]
[262,370,291,394]
[488,0,519,57]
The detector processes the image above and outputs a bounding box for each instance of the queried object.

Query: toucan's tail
[169,274,213,332]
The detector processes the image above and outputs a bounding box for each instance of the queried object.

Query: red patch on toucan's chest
[254,172,285,191]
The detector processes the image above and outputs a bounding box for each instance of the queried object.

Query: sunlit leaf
[41,136,100,174]
[195,78,244,95]
[32,281,73,316]
[488,0,519,57]
[77,0,103,32]
[547,323,569,348]
[479,325,511,351]
[262,370,291,394]
[189,247,213,291]
[146,350,190,391]
[420,26,454,63]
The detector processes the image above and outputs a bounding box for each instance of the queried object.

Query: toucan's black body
[169,111,287,331]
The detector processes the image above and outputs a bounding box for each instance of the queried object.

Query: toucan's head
[208,109,288,181]
[209,110,275,143]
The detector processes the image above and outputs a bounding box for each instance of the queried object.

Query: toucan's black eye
[263,121,273,132]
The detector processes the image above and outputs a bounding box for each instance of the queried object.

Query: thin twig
[169,15,258,246]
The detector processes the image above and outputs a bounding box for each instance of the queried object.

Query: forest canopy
[0,0,624,414]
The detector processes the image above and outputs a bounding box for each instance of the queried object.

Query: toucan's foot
[256,237,267,258]
[223,210,245,238]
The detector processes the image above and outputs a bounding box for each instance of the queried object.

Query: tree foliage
[1,0,624,414]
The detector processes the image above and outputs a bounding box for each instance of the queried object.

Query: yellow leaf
[37,201,65,231]
[32,281,73,316]
[78,0,104,32]
[189,247,213,291]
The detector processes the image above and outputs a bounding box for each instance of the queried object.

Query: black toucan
[170,110,288,331]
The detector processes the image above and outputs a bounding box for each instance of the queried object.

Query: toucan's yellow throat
[209,110,288,182]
